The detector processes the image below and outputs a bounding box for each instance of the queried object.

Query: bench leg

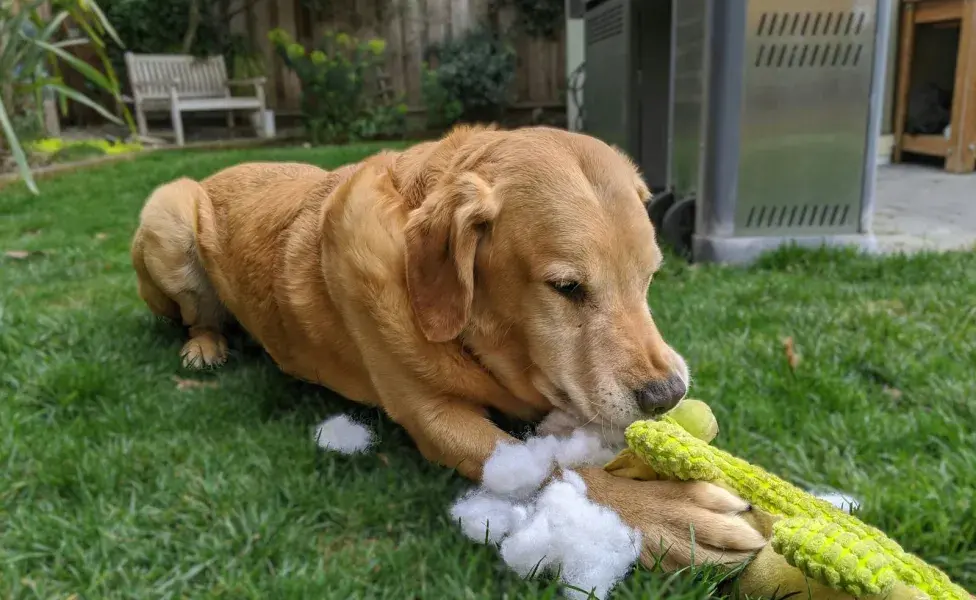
[226,110,234,132]
[255,83,268,139]
[252,111,265,138]
[135,104,149,138]
[171,104,185,147]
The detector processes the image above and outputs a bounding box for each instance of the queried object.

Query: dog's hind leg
[172,284,228,369]
[132,178,229,369]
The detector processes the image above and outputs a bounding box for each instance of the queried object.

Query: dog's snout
[635,375,687,416]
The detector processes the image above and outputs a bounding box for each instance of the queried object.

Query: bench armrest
[225,77,267,107]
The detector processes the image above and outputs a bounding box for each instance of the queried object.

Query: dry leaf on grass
[172,376,219,391]
[94,232,108,241]
[783,336,800,371]
[865,299,907,316]
[376,453,390,466]
[883,385,903,400]
[4,249,47,260]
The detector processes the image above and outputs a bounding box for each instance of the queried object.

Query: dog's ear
[405,172,498,343]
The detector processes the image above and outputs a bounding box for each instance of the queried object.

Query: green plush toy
[604,400,973,600]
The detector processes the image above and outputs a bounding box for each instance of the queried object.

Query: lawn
[1,144,974,599]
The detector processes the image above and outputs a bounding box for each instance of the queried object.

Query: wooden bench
[124,52,268,146]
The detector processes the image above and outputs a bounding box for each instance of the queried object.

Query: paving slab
[873,164,976,253]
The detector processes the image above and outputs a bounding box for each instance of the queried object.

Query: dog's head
[402,126,689,433]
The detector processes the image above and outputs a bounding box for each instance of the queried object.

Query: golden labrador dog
[131,125,765,570]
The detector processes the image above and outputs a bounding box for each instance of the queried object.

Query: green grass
[1,144,975,599]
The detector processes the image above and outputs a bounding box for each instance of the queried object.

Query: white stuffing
[553,429,619,469]
[451,428,638,599]
[450,489,531,544]
[481,429,618,500]
[536,409,586,437]
[313,415,374,454]
[813,490,862,514]
[481,440,557,499]
[500,472,642,599]
[537,409,627,447]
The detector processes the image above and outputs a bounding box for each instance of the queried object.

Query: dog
[131,125,766,570]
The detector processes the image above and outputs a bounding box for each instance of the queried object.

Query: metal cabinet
[582,0,892,264]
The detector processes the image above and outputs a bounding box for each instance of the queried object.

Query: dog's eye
[550,281,586,303]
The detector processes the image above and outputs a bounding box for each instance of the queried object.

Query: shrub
[423,29,516,126]
[492,0,565,39]
[269,29,407,144]
[1,0,130,194]
[420,65,463,131]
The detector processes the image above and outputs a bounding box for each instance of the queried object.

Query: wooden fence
[230,0,567,112]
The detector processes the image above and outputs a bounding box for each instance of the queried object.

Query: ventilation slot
[745,204,853,230]
[753,10,867,69]
[587,4,624,45]
[755,41,864,69]
[757,11,866,37]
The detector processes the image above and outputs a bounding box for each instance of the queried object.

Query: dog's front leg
[394,397,516,481]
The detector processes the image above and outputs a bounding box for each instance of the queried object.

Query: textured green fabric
[623,417,970,600]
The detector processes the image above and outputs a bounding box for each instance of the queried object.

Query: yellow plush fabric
[607,400,972,600]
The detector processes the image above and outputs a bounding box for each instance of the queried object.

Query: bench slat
[127,53,230,100]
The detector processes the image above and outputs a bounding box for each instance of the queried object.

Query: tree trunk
[181,0,202,54]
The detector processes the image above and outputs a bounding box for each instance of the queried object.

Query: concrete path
[873,164,976,253]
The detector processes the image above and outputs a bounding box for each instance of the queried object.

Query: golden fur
[131,125,766,569]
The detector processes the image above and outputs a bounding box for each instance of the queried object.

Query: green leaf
[80,0,124,47]
[36,10,69,43]
[46,82,122,124]
[51,38,91,49]
[0,1,43,70]
[30,38,115,94]
[16,75,63,94]
[0,96,39,195]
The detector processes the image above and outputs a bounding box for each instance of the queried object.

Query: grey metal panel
[735,0,879,237]
[696,0,748,240]
[859,0,892,234]
[583,0,635,154]
[636,0,673,191]
[670,0,708,200]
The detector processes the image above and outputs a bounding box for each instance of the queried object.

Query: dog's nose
[635,375,687,416]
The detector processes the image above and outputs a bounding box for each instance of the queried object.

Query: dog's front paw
[180,333,228,369]
[576,467,767,571]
